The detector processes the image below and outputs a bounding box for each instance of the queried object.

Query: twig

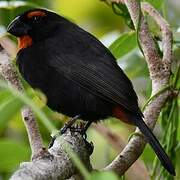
[93,124,150,180]
[10,130,93,180]
[141,2,172,68]
[0,41,44,158]
[103,0,173,175]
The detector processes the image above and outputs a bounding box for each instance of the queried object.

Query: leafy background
[0,0,179,179]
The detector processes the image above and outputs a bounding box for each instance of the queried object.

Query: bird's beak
[7,16,31,37]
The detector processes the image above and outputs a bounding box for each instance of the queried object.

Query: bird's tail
[132,115,175,176]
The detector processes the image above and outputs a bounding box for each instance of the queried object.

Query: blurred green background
[0,0,179,179]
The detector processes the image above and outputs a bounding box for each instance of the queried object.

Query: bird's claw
[60,115,81,134]
[48,136,56,149]
[60,126,68,134]
[70,125,87,139]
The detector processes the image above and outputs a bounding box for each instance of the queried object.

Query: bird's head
[7,9,63,50]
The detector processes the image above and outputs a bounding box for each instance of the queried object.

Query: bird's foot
[60,116,92,141]
[48,122,88,149]
[48,136,56,149]
[70,120,92,139]
[60,115,81,134]
[48,130,60,149]
[60,125,68,134]
[70,123,87,139]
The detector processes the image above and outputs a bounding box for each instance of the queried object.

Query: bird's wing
[46,25,140,114]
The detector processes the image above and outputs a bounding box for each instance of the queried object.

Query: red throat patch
[18,35,33,51]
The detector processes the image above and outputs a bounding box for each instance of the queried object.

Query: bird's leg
[48,136,56,149]
[81,121,92,139]
[49,115,81,149]
[49,117,92,148]
[60,114,81,134]
[82,121,92,133]
[70,121,93,139]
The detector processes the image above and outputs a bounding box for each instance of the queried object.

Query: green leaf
[112,3,134,29]
[0,138,30,172]
[0,90,12,103]
[0,97,23,128]
[0,80,56,132]
[89,171,119,180]
[144,0,164,9]
[0,1,39,10]
[109,31,137,59]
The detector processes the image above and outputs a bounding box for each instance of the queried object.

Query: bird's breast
[18,35,33,51]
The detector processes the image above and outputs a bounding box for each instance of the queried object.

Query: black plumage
[7,9,175,175]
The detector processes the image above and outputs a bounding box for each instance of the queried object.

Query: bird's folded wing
[48,52,140,114]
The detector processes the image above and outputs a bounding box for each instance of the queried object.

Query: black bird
[7,9,175,175]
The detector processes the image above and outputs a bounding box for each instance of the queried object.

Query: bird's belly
[18,60,113,121]
[45,78,113,121]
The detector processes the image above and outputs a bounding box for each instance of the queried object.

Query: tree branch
[103,0,173,175]
[10,130,93,180]
[0,42,45,158]
[93,124,150,180]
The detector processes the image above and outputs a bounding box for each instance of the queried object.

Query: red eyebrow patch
[27,11,46,18]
